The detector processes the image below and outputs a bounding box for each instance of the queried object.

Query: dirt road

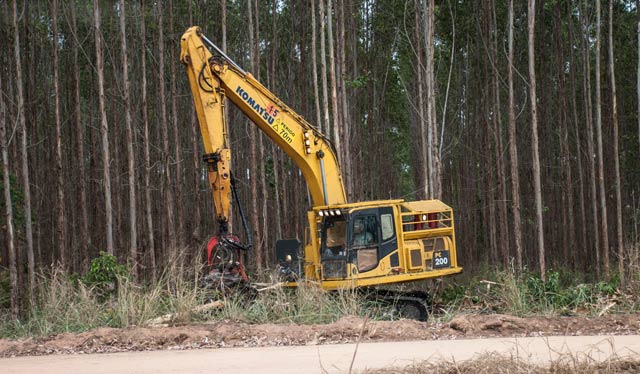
[2,335,639,374]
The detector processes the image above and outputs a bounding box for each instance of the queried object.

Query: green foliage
[345,75,368,89]
[80,252,130,299]
[438,283,467,306]
[436,268,630,317]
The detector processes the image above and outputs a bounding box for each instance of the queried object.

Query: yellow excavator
[181,27,462,319]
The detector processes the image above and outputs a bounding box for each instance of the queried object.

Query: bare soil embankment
[1,313,638,357]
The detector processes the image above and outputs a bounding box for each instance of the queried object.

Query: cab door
[349,207,398,276]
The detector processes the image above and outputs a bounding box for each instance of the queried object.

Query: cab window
[351,215,377,246]
[380,213,394,241]
[322,217,347,257]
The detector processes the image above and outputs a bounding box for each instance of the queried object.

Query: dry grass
[365,352,640,373]
[0,253,384,338]
[211,281,380,324]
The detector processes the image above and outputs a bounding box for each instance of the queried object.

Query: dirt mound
[1,314,638,357]
[447,314,640,337]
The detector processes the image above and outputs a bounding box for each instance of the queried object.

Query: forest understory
[1,250,639,358]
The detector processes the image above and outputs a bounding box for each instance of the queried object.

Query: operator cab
[319,206,398,280]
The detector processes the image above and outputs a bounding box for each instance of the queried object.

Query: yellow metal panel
[401,200,452,212]
[315,267,463,290]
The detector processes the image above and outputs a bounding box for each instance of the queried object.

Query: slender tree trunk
[94,0,114,255]
[582,0,601,277]
[595,0,610,279]
[609,0,624,285]
[141,0,156,281]
[338,0,351,199]
[327,0,341,160]
[254,0,269,263]
[51,0,67,270]
[1,56,18,319]
[507,0,523,270]
[479,2,497,263]
[567,0,585,270]
[157,0,176,258]
[424,0,440,199]
[414,0,428,200]
[248,0,262,269]
[528,0,545,280]
[271,1,283,241]
[490,0,509,266]
[554,4,576,269]
[13,0,35,305]
[69,0,90,272]
[169,0,184,249]
[120,0,137,279]
[311,0,322,129]
[319,0,331,136]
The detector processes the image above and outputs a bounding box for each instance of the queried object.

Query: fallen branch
[480,280,500,292]
[145,300,225,327]
[598,302,616,317]
[256,282,285,292]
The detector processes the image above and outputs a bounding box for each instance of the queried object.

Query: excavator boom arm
[181,27,346,230]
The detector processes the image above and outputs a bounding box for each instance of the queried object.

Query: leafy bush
[435,267,632,317]
[80,252,130,299]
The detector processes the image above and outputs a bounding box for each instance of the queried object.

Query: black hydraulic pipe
[200,34,248,76]
[231,172,253,250]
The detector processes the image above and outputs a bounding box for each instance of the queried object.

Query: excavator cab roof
[313,199,452,216]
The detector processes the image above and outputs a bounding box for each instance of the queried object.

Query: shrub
[81,252,130,300]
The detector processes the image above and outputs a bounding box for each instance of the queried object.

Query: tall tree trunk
[271,1,283,241]
[582,0,601,277]
[595,0,610,279]
[120,0,137,279]
[338,0,351,199]
[311,0,322,129]
[554,3,576,269]
[51,0,67,270]
[480,2,497,263]
[141,0,156,281]
[94,0,114,255]
[255,0,269,263]
[414,0,428,200]
[169,0,184,249]
[568,0,586,270]
[424,0,440,199]
[327,0,341,160]
[490,0,509,266]
[507,0,523,269]
[248,0,262,269]
[13,0,35,306]
[609,0,624,285]
[1,55,18,319]
[319,0,331,136]
[528,0,546,280]
[70,0,90,272]
[157,0,176,258]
